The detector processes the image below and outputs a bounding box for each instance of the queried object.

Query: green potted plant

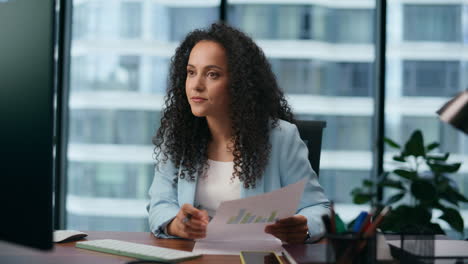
[351,130,467,235]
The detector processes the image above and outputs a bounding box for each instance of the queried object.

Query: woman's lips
[191,97,207,103]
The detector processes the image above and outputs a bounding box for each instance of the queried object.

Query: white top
[195,159,240,217]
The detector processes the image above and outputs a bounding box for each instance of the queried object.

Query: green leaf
[384,138,401,149]
[393,169,417,180]
[452,190,468,203]
[351,187,363,196]
[403,130,425,157]
[441,186,468,204]
[379,205,433,233]
[353,193,373,204]
[426,142,440,152]
[412,205,433,224]
[439,207,465,233]
[378,179,405,190]
[428,223,445,235]
[427,162,461,173]
[426,153,449,161]
[363,179,373,187]
[411,180,436,202]
[437,183,459,207]
[378,171,390,180]
[393,156,406,162]
[385,192,405,205]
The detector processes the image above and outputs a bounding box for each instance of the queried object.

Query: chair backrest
[295,120,326,177]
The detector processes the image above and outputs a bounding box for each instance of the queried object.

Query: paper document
[193,179,307,255]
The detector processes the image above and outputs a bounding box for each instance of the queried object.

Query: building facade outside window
[67,0,468,234]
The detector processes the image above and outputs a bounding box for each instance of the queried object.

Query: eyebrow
[187,64,224,71]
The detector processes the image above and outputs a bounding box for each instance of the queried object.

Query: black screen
[0,0,55,250]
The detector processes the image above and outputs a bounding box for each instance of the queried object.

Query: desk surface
[0,231,240,264]
[2,231,432,263]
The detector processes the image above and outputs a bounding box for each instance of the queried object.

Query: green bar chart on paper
[226,208,278,224]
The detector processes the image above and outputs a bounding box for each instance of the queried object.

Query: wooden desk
[0,231,240,264]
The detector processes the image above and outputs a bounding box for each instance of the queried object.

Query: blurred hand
[167,204,209,239]
[264,214,308,244]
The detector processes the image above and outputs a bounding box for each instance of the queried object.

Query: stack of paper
[193,179,307,255]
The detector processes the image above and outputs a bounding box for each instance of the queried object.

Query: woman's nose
[190,75,205,92]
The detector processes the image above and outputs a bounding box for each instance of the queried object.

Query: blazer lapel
[178,177,197,206]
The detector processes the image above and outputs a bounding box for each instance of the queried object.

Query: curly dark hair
[153,23,294,188]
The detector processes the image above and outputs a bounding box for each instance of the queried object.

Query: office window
[403,61,460,97]
[69,110,113,144]
[168,8,219,41]
[399,116,468,155]
[63,0,468,236]
[270,59,319,94]
[325,62,373,97]
[118,56,140,91]
[229,1,375,222]
[324,116,372,151]
[386,1,468,235]
[299,114,372,151]
[319,170,370,204]
[120,2,142,38]
[73,2,90,40]
[229,5,311,40]
[70,56,87,91]
[67,55,139,92]
[229,4,374,43]
[67,1,218,231]
[404,4,461,42]
[270,60,373,96]
[68,162,153,199]
[150,57,170,94]
[152,5,218,42]
[70,110,158,145]
[326,9,374,44]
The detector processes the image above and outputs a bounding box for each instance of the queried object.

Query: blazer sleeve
[278,122,330,242]
[146,158,180,239]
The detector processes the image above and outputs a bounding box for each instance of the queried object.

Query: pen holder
[326,232,376,264]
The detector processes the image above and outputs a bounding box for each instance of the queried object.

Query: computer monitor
[0,0,55,250]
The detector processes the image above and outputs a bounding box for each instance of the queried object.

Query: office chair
[295,120,326,177]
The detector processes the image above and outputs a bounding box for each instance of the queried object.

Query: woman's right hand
[167,203,209,239]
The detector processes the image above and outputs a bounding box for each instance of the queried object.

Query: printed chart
[227,209,278,224]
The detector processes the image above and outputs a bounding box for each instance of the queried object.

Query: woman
[147,23,329,244]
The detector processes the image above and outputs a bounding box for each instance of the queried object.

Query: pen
[330,201,336,234]
[352,211,368,232]
[282,251,297,264]
[363,206,390,238]
[357,207,376,234]
[182,205,202,223]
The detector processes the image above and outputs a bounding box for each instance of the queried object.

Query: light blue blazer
[147,120,330,241]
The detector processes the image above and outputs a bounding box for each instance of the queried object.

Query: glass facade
[403,4,461,42]
[228,5,374,43]
[270,60,374,96]
[67,0,219,231]
[229,1,375,223]
[386,1,468,235]
[67,0,468,233]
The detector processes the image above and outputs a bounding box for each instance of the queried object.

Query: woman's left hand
[264,215,308,244]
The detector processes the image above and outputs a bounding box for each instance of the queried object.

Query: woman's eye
[187,70,195,76]
[207,72,219,79]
